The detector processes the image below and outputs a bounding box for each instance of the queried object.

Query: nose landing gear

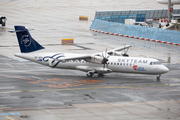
[156,74,161,82]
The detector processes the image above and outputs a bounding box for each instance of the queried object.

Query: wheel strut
[156,74,161,82]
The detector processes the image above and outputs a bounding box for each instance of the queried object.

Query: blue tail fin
[13,26,44,53]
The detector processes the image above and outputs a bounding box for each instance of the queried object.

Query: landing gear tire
[98,73,104,77]
[156,74,161,82]
[87,72,94,77]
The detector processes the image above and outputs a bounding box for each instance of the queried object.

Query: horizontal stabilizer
[9,30,27,33]
[9,28,34,33]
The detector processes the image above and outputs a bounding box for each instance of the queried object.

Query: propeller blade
[106,62,108,68]
[102,53,104,58]
[122,44,130,57]
[102,48,109,71]
[125,46,130,54]
[105,48,107,58]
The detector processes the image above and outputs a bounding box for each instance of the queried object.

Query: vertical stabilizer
[13,26,44,53]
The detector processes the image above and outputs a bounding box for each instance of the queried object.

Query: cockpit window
[156,62,161,65]
[150,61,161,65]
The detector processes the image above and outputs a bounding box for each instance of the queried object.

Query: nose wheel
[156,74,161,82]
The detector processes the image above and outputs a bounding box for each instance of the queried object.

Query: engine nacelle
[114,52,122,56]
[94,56,103,64]
[108,51,122,56]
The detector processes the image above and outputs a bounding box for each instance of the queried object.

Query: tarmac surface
[0,0,180,120]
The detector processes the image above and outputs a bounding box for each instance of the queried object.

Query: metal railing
[95,9,180,20]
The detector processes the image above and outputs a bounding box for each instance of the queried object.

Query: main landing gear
[156,74,161,82]
[86,71,104,77]
[86,71,94,77]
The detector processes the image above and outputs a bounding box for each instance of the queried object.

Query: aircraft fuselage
[15,51,169,75]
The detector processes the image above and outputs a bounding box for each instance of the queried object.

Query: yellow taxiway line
[5,116,14,120]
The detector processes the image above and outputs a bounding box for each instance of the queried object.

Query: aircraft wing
[56,45,132,62]
[107,45,132,55]
[56,54,92,61]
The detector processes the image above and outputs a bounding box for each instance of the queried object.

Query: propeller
[122,44,129,57]
[101,48,109,69]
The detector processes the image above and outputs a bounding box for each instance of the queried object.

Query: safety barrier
[90,19,180,45]
[61,38,74,44]
[79,16,88,20]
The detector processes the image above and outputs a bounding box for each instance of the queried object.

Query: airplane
[9,26,169,81]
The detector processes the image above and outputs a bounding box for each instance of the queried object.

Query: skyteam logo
[21,35,31,47]
[43,53,65,67]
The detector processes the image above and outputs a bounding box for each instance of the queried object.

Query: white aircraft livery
[10,26,169,81]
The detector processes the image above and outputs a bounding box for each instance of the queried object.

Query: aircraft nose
[162,65,169,73]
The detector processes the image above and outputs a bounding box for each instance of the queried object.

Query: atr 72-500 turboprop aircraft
[10,26,169,81]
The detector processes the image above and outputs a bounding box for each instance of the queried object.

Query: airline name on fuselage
[117,58,148,64]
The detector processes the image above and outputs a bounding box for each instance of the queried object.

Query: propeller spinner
[101,49,109,69]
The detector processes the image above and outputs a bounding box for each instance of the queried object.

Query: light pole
[168,0,172,22]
